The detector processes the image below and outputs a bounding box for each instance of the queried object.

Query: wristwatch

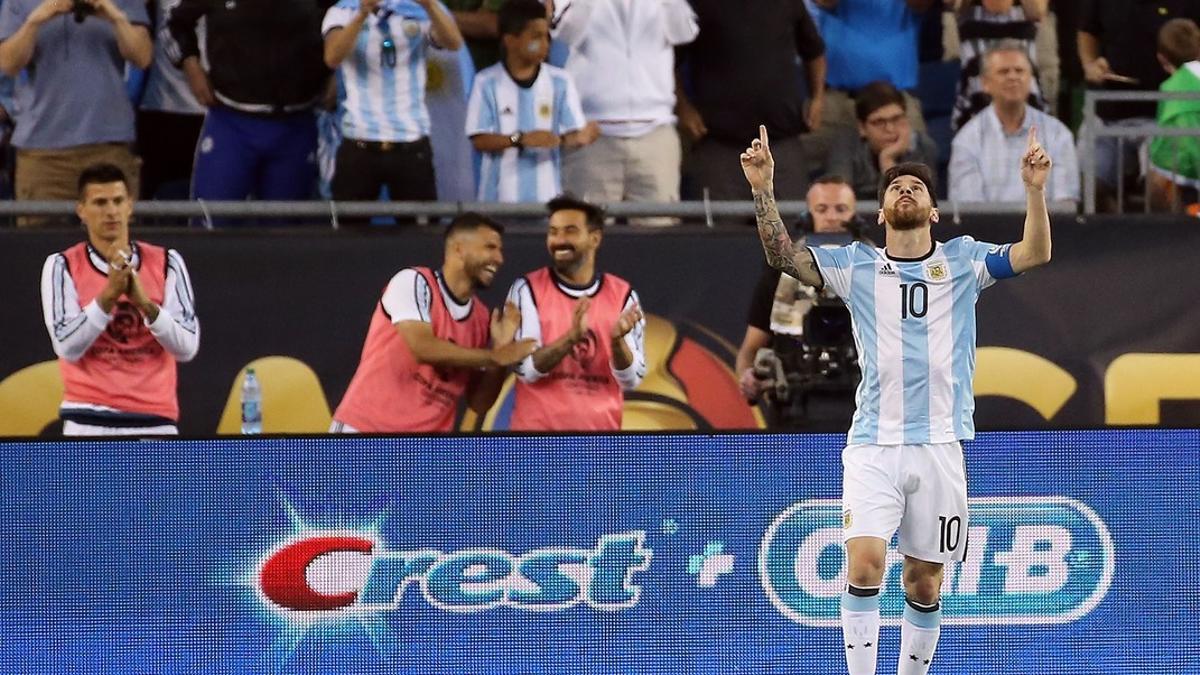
[509,132,523,150]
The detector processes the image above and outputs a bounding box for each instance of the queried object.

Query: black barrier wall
[3,215,1198,434]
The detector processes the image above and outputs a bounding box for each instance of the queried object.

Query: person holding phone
[0,0,151,226]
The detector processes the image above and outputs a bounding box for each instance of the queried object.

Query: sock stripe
[903,598,942,631]
[847,584,880,598]
[842,587,881,613]
[905,598,940,613]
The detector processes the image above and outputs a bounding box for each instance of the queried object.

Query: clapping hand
[490,301,522,345]
[611,304,643,340]
[97,249,132,312]
[567,297,590,343]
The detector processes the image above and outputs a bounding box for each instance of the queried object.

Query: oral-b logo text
[758,498,1114,626]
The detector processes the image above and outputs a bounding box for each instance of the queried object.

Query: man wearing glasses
[826,80,938,200]
[323,0,463,210]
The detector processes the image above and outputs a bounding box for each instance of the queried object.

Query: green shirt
[443,0,507,70]
[1150,61,1200,184]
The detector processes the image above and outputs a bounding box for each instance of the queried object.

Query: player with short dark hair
[41,163,199,436]
[331,212,535,433]
[504,193,646,430]
[742,124,1053,674]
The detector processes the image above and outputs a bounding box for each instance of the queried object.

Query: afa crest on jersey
[925,261,948,281]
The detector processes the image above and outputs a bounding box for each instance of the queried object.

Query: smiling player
[504,194,646,431]
[331,212,536,433]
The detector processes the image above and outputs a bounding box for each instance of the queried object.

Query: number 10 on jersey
[900,282,928,320]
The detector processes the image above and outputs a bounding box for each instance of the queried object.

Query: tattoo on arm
[753,189,822,287]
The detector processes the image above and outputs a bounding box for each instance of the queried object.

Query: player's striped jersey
[809,236,1019,445]
[465,62,586,202]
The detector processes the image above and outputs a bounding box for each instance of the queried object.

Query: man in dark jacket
[167,0,329,210]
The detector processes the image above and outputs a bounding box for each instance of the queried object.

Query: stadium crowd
[1,0,1199,222]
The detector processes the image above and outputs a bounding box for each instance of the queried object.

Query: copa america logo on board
[758,497,1115,627]
[255,531,652,616]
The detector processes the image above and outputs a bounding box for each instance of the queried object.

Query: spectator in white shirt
[550,0,698,225]
[949,41,1078,203]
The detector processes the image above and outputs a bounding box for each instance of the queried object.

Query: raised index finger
[759,124,770,151]
[1027,125,1039,148]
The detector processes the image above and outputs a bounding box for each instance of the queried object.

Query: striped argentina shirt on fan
[466,62,586,202]
[322,0,448,142]
[809,237,1019,445]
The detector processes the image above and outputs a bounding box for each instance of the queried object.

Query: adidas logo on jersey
[879,263,897,276]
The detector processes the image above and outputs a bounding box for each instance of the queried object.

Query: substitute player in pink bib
[506,195,645,431]
[332,213,535,433]
[40,163,200,436]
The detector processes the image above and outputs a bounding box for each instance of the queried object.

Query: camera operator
[736,174,866,430]
[0,0,152,227]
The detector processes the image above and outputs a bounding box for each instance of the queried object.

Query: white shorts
[328,420,360,433]
[842,442,969,564]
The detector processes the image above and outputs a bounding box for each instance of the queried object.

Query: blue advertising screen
[0,430,1196,674]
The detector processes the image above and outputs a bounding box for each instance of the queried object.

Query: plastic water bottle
[240,367,262,434]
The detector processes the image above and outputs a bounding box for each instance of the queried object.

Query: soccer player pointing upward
[743,124,1051,674]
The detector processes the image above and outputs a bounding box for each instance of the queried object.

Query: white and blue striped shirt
[466,63,586,202]
[810,236,1019,445]
[323,0,446,142]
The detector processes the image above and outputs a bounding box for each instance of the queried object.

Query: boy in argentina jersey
[465,0,597,203]
[741,124,1053,675]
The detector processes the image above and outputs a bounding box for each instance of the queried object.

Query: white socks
[841,588,943,674]
[841,585,880,675]
[897,598,942,675]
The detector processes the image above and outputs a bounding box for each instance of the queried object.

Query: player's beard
[885,200,931,231]
[465,257,495,289]
[551,246,583,275]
